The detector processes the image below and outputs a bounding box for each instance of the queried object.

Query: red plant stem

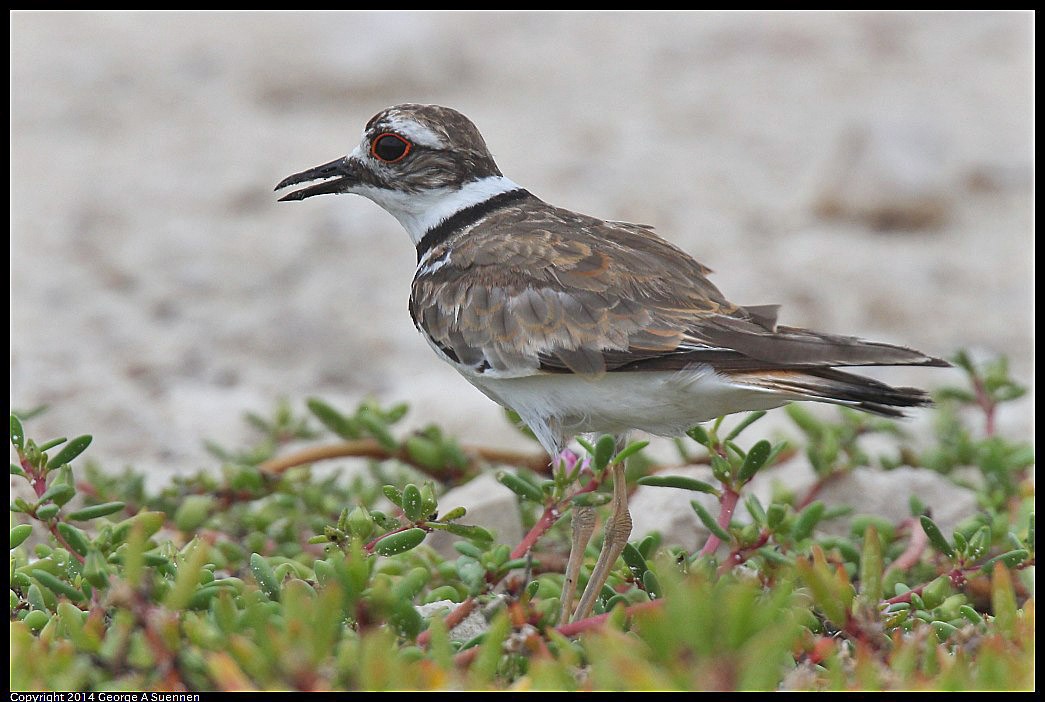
[257,438,549,478]
[23,458,47,498]
[885,517,928,576]
[881,568,961,605]
[18,454,87,564]
[510,474,599,561]
[48,523,86,565]
[553,599,662,637]
[698,486,740,557]
[795,470,846,510]
[884,584,924,606]
[972,376,997,437]
[511,505,564,561]
[719,529,771,574]
[883,559,1034,606]
[453,645,479,668]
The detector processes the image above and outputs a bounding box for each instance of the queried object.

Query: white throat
[354,175,523,245]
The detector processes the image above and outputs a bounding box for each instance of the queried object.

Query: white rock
[808,465,979,536]
[416,599,489,642]
[630,465,719,551]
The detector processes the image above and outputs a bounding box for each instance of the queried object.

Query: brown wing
[410,198,945,377]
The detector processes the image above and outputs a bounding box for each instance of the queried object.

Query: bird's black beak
[274,156,359,201]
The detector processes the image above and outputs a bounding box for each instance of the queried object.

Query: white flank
[468,368,791,457]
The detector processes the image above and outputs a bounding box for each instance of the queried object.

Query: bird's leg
[559,504,596,624]
[571,437,632,622]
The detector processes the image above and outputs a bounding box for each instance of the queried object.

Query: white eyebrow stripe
[381,116,445,149]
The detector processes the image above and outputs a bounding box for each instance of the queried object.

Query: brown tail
[727,367,936,418]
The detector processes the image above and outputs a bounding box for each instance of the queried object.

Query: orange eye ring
[371,133,412,163]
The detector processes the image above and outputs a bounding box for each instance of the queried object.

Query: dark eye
[371,133,412,163]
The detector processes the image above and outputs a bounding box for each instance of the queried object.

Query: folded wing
[410,200,947,384]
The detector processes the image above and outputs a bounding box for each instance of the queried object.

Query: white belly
[466,365,788,455]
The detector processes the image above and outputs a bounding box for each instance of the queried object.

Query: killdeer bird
[275,103,947,623]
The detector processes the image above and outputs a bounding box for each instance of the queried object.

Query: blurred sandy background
[10,12,1033,481]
